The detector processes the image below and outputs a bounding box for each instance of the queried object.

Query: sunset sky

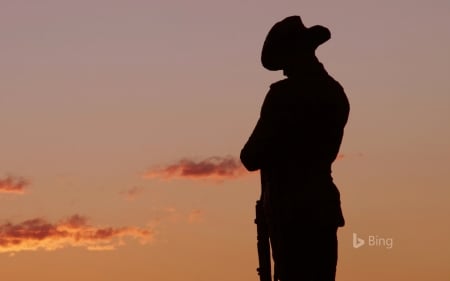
[1,1,450,280]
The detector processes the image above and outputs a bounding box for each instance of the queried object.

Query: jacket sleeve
[240,90,277,171]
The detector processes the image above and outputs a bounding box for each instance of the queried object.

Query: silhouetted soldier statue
[241,16,349,281]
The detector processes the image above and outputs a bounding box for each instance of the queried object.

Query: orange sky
[1,1,450,280]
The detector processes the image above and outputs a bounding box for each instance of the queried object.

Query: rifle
[255,198,272,281]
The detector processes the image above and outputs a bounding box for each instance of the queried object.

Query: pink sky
[1,1,449,280]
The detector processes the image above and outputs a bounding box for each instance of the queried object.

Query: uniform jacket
[240,63,349,227]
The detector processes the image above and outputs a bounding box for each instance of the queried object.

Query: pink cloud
[143,156,246,181]
[0,176,29,194]
[0,215,154,254]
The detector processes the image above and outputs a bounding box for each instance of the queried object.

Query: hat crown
[261,15,330,71]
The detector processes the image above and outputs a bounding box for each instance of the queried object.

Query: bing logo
[352,232,365,248]
[352,232,393,249]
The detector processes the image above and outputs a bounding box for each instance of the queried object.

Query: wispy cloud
[187,209,204,224]
[0,215,153,254]
[120,186,145,201]
[148,207,205,226]
[142,156,246,181]
[336,152,363,160]
[0,176,29,194]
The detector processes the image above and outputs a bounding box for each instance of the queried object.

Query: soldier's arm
[240,89,278,171]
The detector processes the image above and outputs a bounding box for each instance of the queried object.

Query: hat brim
[261,16,331,71]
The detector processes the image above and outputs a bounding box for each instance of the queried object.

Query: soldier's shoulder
[269,78,290,91]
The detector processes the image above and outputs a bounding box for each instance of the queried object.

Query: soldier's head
[261,16,330,72]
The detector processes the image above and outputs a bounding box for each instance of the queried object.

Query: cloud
[0,215,154,254]
[142,156,246,181]
[148,207,205,226]
[0,176,29,194]
[120,186,145,201]
[187,209,204,224]
[152,207,185,224]
[336,152,363,160]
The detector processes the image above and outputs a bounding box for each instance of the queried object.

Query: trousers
[270,225,338,281]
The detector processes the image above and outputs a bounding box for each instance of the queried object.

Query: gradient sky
[1,1,450,280]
